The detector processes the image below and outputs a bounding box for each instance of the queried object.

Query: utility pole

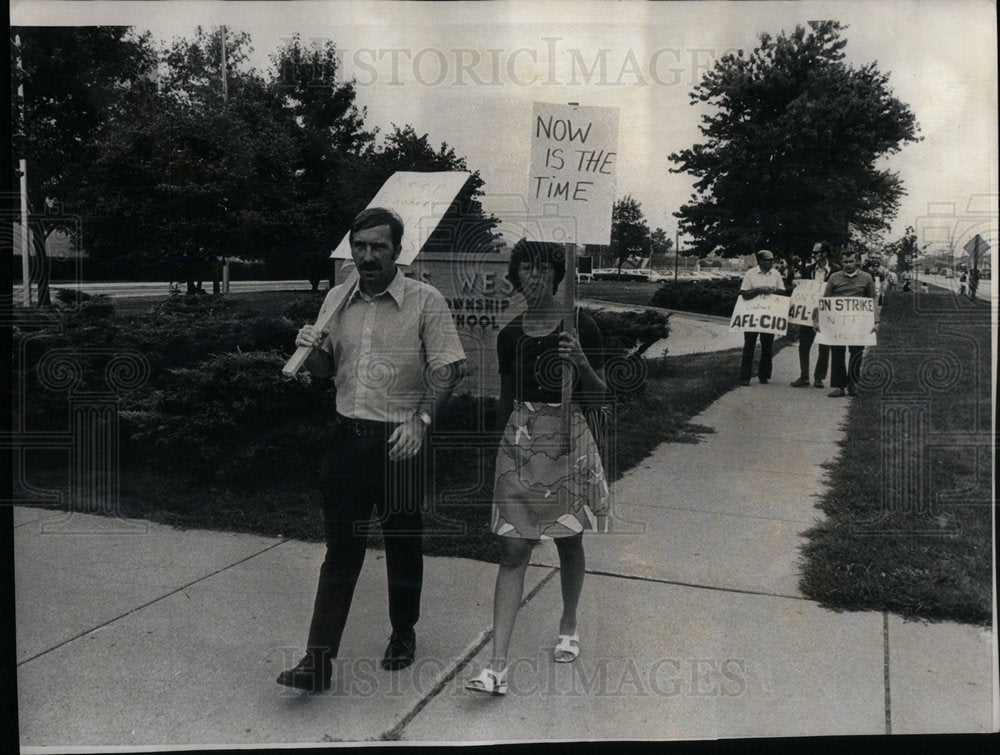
[674,228,680,282]
[220,26,230,295]
[15,33,32,306]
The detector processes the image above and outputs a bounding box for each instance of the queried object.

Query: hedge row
[649,278,742,316]
[16,295,668,490]
[9,255,336,283]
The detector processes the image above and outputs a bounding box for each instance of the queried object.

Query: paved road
[917,272,992,300]
[12,279,321,301]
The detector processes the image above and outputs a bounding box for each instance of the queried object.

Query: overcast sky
[12,0,998,253]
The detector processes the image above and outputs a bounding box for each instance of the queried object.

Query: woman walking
[466,240,609,696]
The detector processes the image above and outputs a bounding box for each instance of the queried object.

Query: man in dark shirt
[823,251,878,397]
[791,242,838,388]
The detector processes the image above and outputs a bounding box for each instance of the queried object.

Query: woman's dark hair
[508,239,566,294]
[350,207,404,249]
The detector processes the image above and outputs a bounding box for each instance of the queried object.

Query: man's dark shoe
[790,377,810,387]
[382,629,416,670]
[758,377,769,384]
[738,379,751,386]
[846,384,857,396]
[276,652,332,692]
[813,379,825,388]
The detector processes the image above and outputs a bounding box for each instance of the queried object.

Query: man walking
[278,207,466,692]
[824,250,878,398]
[791,242,837,388]
[738,249,787,386]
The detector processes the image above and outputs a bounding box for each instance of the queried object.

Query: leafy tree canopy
[12,26,499,298]
[669,21,920,260]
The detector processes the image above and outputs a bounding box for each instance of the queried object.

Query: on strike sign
[787,279,826,326]
[528,102,619,245]
[729,294,789,335]
[815,297,877,346]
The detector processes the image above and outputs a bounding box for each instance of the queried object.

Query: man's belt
[335,414,395,437]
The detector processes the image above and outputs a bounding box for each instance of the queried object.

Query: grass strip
[798,290,992,625]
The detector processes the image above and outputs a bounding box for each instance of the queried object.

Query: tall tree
[372,125,499,255]
[82,27,302,292]
[266,36,377,288]
[610,195,651,273]
[669,21,920,259]
[649,227,673,255]
[10,26,157,304]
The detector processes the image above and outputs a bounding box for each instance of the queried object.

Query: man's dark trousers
[797,326,830,381]
[740,332,775,382]
[306,419,425,658]
[829,345,865,389]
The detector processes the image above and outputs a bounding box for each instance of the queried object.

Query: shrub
[121,350,330,480]
[586,309,670,399]
[649,278,742,316]
[587,308,670,356]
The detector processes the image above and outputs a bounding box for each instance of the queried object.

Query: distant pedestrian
[737,249,787,386]
[968,268,980,301]
[823,251,879,398]
[791,242,837,388]
[959,271,967,297]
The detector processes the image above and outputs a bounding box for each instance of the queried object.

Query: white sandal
[465,667,508,696]
[554,633,580,663]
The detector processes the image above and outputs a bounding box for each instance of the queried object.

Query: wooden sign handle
[281,269,359,377]
[561,243,578,443]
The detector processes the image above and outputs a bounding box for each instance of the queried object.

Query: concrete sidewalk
[13,346,997,748]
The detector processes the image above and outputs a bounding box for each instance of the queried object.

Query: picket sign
[528,101,619,439]
[528,102,620,245]
[281,171,471,377]
[728,294,789,335]
[787,279,826,326]
[815,297,877,346]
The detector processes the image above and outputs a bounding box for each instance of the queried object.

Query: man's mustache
[359,262,382,271]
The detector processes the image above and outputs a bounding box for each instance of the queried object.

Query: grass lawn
[799,289,993,625]
[579,279,664,307]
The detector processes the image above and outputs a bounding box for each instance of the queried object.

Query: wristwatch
[416,410,432,427]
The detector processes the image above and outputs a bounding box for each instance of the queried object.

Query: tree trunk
[212,258,222,295]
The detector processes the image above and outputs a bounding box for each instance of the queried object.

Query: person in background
[968,267,980,301]
[823,250,878,398]
[791,242,838,388]
[737,249,787,386]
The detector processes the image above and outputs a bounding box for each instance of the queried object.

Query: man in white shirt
[278,208,466,692]
[738,249,787,385]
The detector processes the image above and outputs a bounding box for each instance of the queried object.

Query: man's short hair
[813,241,832,256]
[350,207,404,249]
[756,249,774,261]
[508,239,566,294]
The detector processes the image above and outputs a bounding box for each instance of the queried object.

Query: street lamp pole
[220,26,231,295]
[674,229,680,282]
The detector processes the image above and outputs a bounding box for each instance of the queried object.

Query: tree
[669,21,920,260]
[610,195,651,273]
[265,36,377,288]
[82,27,302,293]
[884,225,918,274]
[10,26,158,304]
[371,125,500,255]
